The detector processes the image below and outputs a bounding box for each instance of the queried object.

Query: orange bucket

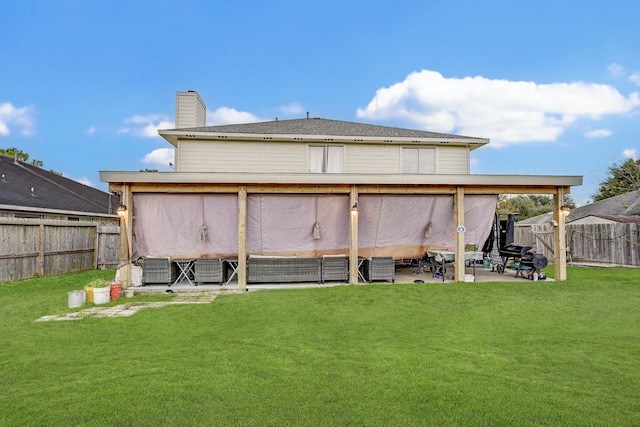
[110,282,122,301]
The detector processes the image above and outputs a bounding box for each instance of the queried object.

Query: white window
[402,147,436,174]
[308,145,344,173]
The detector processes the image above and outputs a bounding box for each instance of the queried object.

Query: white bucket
[93,287,110,305]
[68,290,86,308]
[464,274,475,282]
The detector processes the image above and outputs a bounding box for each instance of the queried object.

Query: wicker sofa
[247,256,322,283]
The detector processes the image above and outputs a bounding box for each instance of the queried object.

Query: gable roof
[517,189,640,225]
[0,155,117,216]
[587,214,640,223]
[159,117,489,148]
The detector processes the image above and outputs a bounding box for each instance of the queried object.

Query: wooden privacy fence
[0,218,120,283]
[515,222,640,267]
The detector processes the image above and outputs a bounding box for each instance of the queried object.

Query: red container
[110,282,122,301]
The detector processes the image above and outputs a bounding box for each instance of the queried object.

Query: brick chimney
[175,90,206,128]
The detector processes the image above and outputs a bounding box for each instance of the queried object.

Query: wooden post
[454,187,465,282]
[349,186,359,284]
[118,184,133,288]
[93,225,99,270]
[237,186,247,291]
[37,224,45,276]
[554,187,568,281]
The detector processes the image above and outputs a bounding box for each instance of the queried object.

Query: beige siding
[177,140,471,174]
[178,141,306,173]
[346,144,400,173]
[437,147,469,174]
[176,92,206,128]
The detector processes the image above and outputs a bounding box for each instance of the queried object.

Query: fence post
[37,224,45,276]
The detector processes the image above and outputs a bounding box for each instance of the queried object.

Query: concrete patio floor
[130,264,553,295]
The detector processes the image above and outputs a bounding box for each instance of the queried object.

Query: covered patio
[101,176,580,289]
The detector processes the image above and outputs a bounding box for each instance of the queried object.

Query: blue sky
[1,0,639,206]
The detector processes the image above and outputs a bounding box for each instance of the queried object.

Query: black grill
[496,244,531,274]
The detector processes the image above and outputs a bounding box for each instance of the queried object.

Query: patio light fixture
[351,202,358,216]
[560,205,570,217]
[116,204,127,216]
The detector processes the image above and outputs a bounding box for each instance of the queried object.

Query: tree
[0,147,34,163]
[593,158,640,201]
[497,194,576,220]
[0,147,60,174]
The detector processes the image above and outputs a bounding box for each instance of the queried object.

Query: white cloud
[357,70,640,148]
[0,102,36,136]
[121,114,173,138]
[207,107,263,125]
[608,63,625,77]
[279,102,305,115]
[607,63,640,86]
[143,148,174,167]
[585,129,612,138]
[623,149,638,160]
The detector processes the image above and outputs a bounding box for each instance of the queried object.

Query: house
[517,189,640,226]
[515,190,640,266]
[100,91,582,289]
[0,154,119,223]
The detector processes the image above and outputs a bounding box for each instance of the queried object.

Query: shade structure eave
[100,171,582,189]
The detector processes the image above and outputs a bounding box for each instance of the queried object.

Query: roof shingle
[0,155,116,215]
[167,118,487,141]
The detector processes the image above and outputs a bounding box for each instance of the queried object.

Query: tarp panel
[247,195,350,256]
[134,194,238,258]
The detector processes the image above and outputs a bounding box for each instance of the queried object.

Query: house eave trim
[158,130,490,148]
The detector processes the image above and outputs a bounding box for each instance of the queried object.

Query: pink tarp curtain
[133,194,497,259]
[134,194,239,259]
[247,195,350,255]
[358,195,496,258]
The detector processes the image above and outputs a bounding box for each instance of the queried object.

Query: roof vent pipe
[306,112,309,119]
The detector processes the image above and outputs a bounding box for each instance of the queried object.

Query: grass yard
[1,267,639,426]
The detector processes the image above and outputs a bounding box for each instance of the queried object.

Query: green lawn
[1,267,639,426]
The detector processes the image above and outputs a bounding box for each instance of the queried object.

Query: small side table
[224,259,239,285]
[173,259,195,286]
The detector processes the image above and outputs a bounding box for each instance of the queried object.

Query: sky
[1,0,639,207]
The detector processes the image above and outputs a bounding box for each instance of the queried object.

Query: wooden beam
[123,182,564,196]
[454,187,465,282]
[237,186,247,291]
[130,183,240,193]
[462,186,559,195]
[358,185,456,194]
[128,183,353,194]
[247,185,351,194]
[349,186,359,285]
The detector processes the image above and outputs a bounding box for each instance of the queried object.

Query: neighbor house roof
[158,117,490,148]
[517,189,640,225]
[0,155,117,216]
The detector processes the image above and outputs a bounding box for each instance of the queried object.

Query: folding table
[173,259,195,286]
